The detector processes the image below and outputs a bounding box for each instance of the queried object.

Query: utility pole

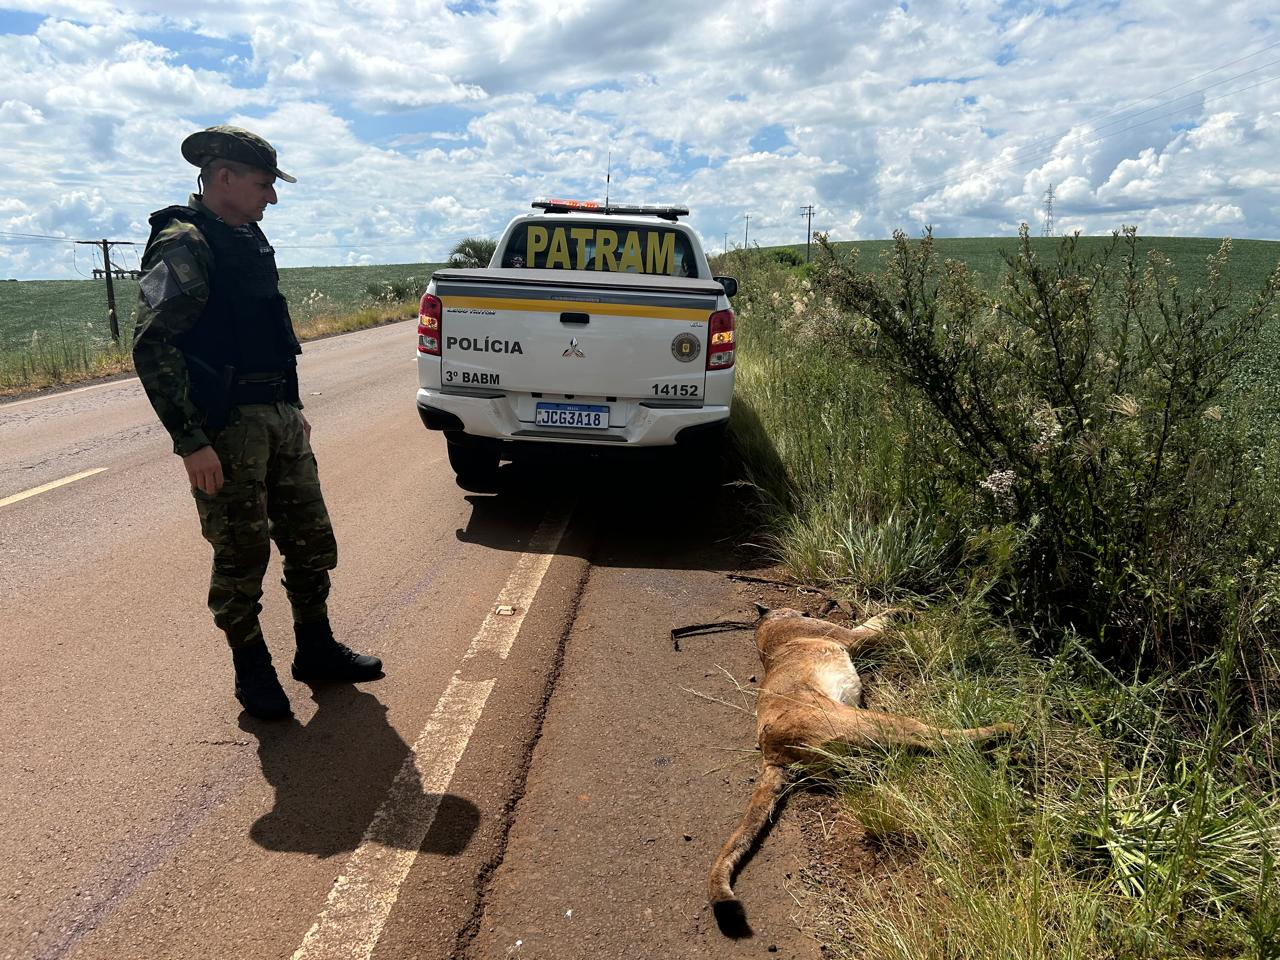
[76,238,138,343]
[1041,184,1056,238]
[743,214,750,249]
[723,232,729,254]
[800,204,815,262]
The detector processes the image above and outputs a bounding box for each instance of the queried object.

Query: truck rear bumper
[416,388,728,448]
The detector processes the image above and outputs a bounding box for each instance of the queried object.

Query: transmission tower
[1041,183,1056,237]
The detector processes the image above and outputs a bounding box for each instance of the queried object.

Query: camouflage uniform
[133,194,336,650]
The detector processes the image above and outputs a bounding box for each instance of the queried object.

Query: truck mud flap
[674,420,728,446]
[417,402,465,432]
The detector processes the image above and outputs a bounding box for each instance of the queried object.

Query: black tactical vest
[144,204,302,426]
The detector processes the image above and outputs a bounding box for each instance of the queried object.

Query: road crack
[451,557,593,960]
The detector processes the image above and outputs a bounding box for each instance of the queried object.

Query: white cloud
[0,99,45,125]
[0,0,1277,278]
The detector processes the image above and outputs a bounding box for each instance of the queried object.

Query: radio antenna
[605,150,612,212]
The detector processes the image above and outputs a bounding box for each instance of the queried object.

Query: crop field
[4,238,1278,355]
[767,234,1280,426]
[2,236,1276,397]
[0,261,439,355]
[811,234,1280,290]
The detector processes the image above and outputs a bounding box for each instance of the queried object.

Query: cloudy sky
[0,0,1277,279]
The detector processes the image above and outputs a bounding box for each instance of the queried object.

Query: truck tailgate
[433,268,723,398]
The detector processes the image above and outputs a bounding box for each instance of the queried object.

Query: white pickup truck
[415,199,738,487]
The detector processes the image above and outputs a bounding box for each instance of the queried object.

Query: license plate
[534,402,610,429]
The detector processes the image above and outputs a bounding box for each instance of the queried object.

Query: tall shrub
[812,227,1280,664]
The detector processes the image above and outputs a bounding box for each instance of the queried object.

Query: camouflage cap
[180,125,297,183]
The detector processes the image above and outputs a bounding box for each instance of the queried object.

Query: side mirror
[714,275,738,298]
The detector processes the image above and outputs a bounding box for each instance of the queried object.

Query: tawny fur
[707,608,1015,934]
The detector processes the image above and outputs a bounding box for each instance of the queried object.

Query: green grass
[719,237,1280,958]
[0,261,438,393]
[799,607,1280,960]
[0,261,438,354]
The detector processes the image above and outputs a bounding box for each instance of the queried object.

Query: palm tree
[447,237,497,268]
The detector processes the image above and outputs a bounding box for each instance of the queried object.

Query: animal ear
[753,602,770,618]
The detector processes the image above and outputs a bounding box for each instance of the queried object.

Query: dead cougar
[708,606,1015,937]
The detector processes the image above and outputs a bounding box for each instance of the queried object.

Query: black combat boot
[232,640,292,720]
[291,617,383,683]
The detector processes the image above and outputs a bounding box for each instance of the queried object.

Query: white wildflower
[1030,407,1064,455]
[979,469,1018,514]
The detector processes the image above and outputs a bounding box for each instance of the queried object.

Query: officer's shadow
[240,686,479,859]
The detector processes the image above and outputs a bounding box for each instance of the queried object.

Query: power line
[72,243,91,279]
[897,70,1280,205]
[0,230,79,243]
[884,41,1280,205]
[0,231,417,252]
[1006,41,1280,163]
[1007,56,1280,172]
[272,242,429,249]
[909,68,1280,202]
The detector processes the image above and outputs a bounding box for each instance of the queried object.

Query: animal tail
[708,762,789,938]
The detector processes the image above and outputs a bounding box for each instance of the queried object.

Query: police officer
[133,125,382,720]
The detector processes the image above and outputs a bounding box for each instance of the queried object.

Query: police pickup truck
[415,198,737,486]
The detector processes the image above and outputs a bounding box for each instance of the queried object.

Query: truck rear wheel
[445,433,500,490]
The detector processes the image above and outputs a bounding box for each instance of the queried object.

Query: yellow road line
[0,467,108,508]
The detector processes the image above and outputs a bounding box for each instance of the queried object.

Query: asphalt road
[1,320,820,960]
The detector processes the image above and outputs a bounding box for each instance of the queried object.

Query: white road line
[292,510,571,960]
[0,467,108,508]
[0,377,137,411]
[468,536,570,661]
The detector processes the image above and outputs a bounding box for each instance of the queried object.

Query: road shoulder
[467,553,822,959]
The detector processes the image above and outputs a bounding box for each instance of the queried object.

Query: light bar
[531,198,689,221]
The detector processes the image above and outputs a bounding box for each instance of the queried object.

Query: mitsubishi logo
[562,337,586,358]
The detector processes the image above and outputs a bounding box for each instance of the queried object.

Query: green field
[805,234,1280,290]
[2,236,1276,397]
[766,234,1280,428]
[4,237,1278,355]
[0,261,440,354]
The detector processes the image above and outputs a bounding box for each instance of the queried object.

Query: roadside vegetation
[446,236,498,268]
[0,262,434,396]
[717,232,1280,959]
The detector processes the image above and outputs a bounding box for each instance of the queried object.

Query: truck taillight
[418,293,442,355]
[707,309,735,370]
